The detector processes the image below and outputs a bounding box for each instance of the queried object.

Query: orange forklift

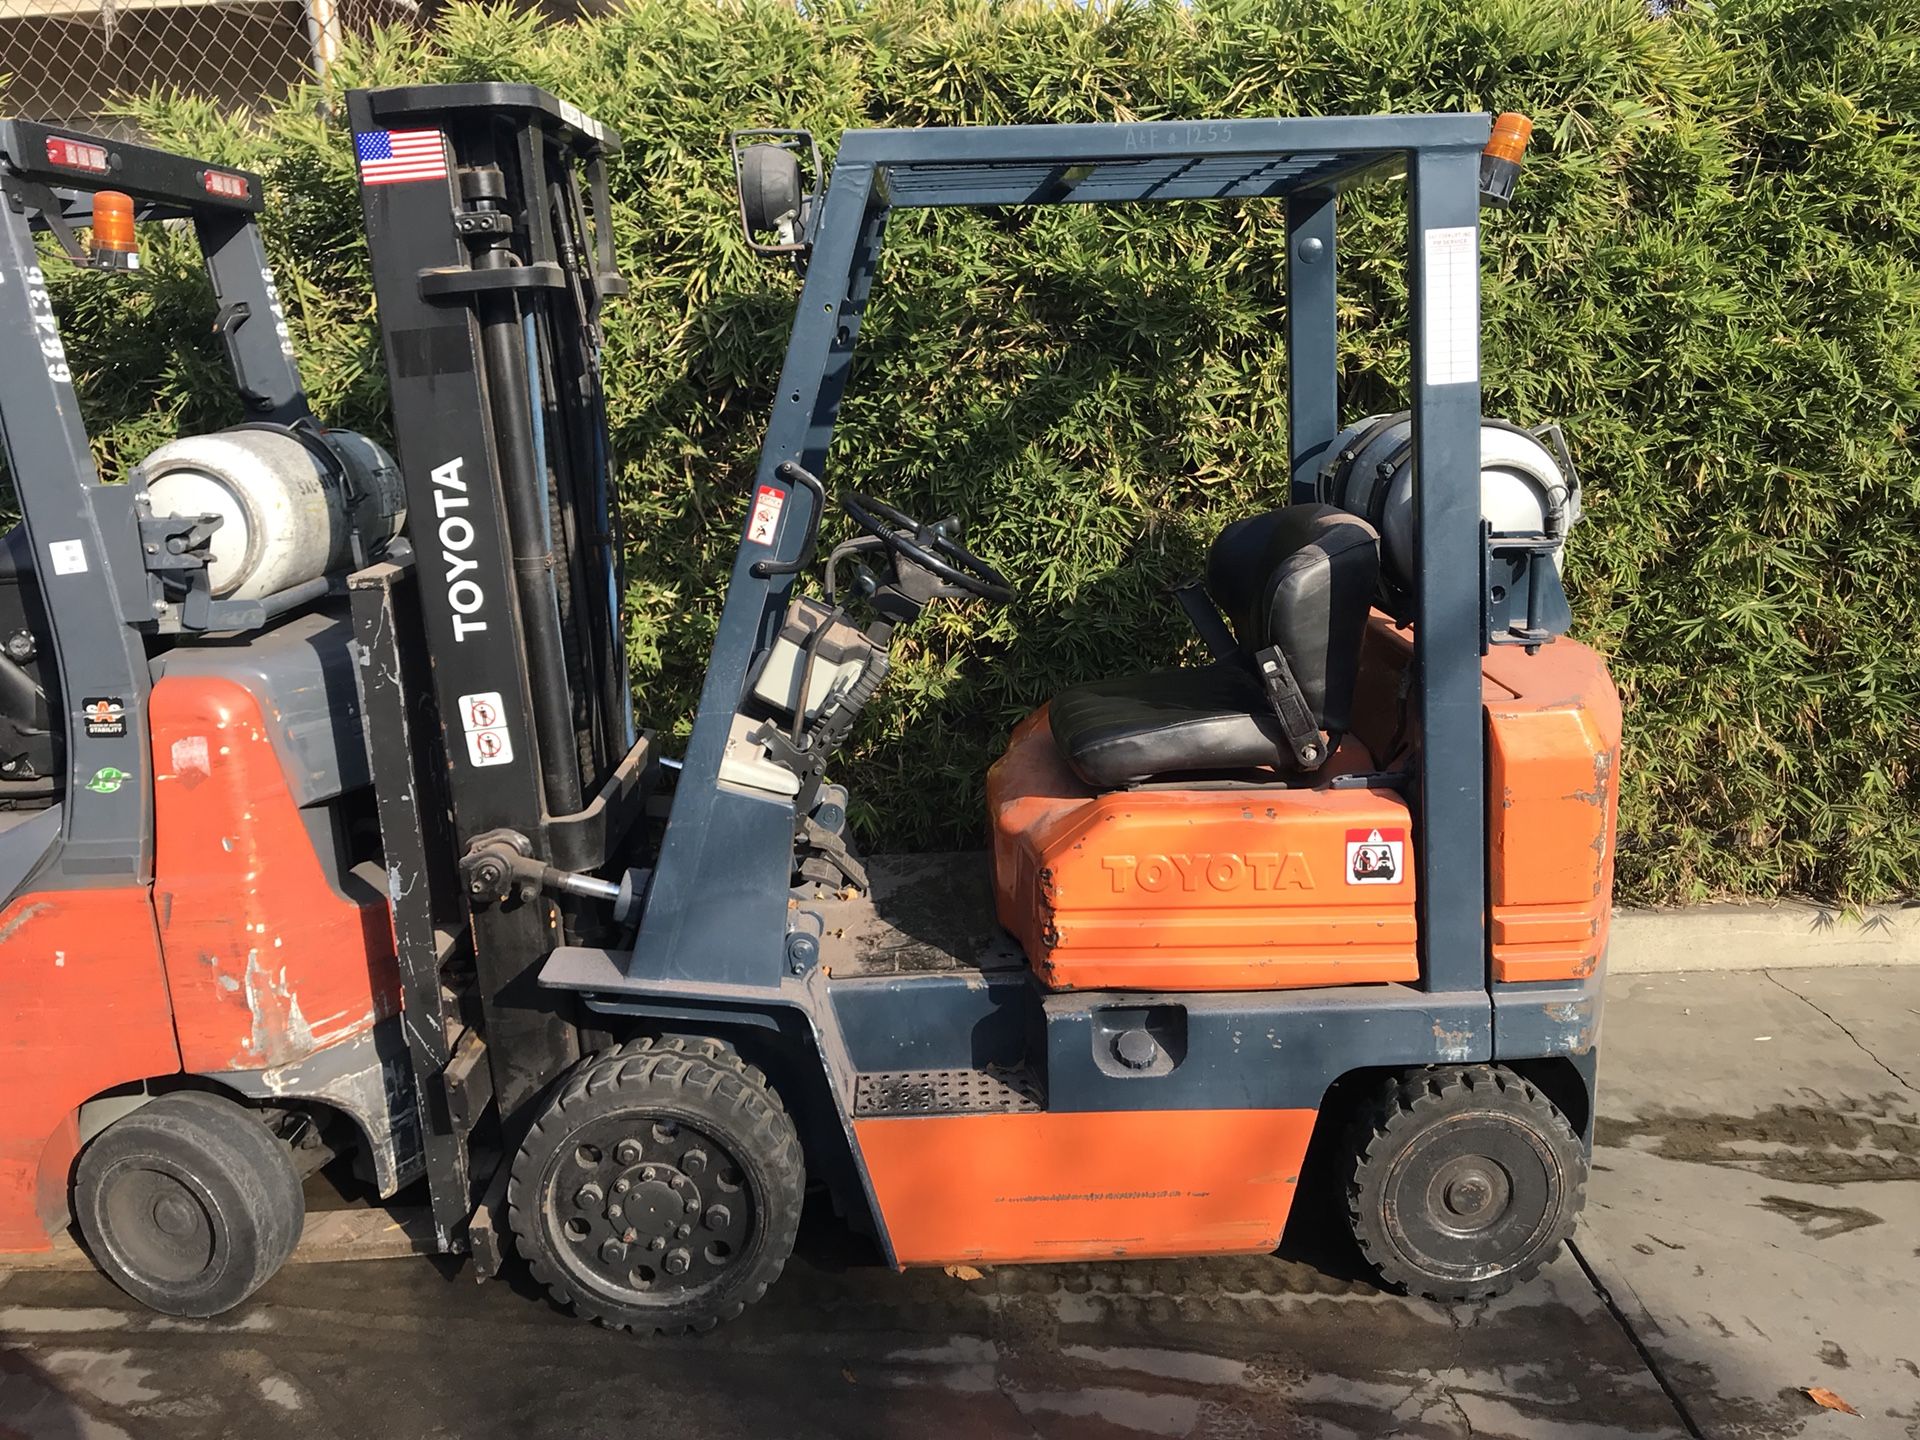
[0,92,1617,1331]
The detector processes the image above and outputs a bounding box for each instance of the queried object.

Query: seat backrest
[1205,504,1380,738]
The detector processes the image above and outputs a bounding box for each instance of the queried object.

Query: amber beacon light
[89,190,140,270]
[1479,112,1532,208]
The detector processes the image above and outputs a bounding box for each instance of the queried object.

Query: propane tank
[1316,412,1579,602]
[140,428,407,601]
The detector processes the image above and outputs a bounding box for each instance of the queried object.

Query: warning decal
[82,696,127,738]
[48,539,88,576]
[1345,827,1406,885]
[457,690,514,769]
[747,485,786,546]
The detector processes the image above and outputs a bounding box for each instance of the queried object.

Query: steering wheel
[839,492,1014,605]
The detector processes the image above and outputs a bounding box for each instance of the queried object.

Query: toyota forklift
[0,90,1617,1332]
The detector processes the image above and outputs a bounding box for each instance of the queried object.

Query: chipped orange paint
[149,674,399,1073]
[989,711,1418,992]
[855,1108,1318,1265]
[0,888,180,1251]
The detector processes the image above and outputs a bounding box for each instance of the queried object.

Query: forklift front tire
[1345,1064,1585,1302]
[508,1037,804,1333]
[73,1091,306,1318]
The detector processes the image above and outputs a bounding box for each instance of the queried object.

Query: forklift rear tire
[72,1091,306,1318]
[509,1036,804,1333]
[1345,1064,1585,1302]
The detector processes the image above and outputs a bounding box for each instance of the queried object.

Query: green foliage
[36,0,1920,903]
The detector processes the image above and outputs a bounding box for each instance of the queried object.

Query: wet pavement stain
[1594,1091,1920,1185]
[1753,1195,1884,1239]
[0,1225,1689,1440]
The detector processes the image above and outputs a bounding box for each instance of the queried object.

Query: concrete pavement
[1576,968,1920,1437]
[2,964,1916,1439]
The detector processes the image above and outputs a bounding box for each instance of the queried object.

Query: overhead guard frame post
[0,193,153,882]
[1286,189,1338,504]
[1407,144,1490,1002]
[627,161,888,987]
[194,212,311,424]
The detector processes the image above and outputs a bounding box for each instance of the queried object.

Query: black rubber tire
[508,1036,803,1334]
[73,1090,305,1318]
[1346,1064,1585,1302]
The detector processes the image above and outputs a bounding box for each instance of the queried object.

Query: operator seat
[1048,504,1380,788]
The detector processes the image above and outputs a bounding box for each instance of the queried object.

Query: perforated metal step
[855,1067,1044,1117]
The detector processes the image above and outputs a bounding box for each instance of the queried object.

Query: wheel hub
[614,1170,696,1244]
[549,1117,752,1301]
[103,1166,215,1285]
[1426,1152,1515,1235]
[151,1191,200,1237]
[1381,1110,1562,1280]
[1434,1157,1510,1230]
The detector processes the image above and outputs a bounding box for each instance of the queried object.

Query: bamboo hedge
[15,0,1920,904]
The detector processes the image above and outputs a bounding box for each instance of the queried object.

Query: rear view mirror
[729,130,820,256]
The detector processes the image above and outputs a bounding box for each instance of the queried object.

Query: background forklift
[0,90,1618,1333]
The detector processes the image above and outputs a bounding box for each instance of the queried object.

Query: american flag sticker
[354,129,448,186]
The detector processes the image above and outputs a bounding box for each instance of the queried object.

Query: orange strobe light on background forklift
[1480,111,1532,207]
[88,189,139,269]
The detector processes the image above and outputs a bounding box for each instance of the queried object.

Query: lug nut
[677,1223,692,1239]
[705,1205,730,1231]
[613,1178,631,1194]
[608,1204,623,1220]
[663,1248,691,1276]
[685,1199,700,1215]
[681,1148,708,1175]
[599,1239,628,1264]
[622,1228,638,1244]
[574,1183,603,1210]
[641,1166,656,1183]
[614,1139,643,1165]
[648,1236,666,1252]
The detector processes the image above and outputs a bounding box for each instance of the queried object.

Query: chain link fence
[0,0,424,133]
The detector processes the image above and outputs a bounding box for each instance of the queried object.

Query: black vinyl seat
[1050,504,1380,788]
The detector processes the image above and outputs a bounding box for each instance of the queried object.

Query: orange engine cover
[988,712,1419,991]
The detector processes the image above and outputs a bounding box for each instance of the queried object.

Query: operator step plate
[854,1067,1044,1117]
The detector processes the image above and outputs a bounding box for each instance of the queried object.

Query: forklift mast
[345,86,651,1154]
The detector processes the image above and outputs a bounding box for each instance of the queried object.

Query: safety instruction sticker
[1420,226,1480,387]
[48,539,87,575]
[457,690,514,768]
[1346,827,1406,885]
[747,485,786,546]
